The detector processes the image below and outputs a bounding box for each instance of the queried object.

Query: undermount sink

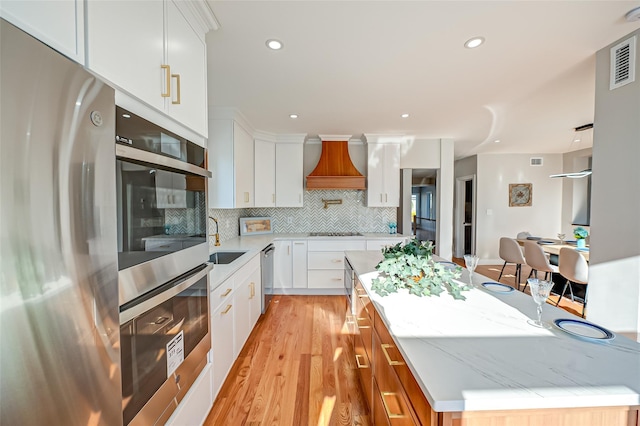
[208,251,247,264]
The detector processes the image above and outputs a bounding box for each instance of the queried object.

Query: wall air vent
[530,157,543,166]
[610,35,636,90]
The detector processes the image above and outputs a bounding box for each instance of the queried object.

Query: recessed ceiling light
[289,114,298,119]
[494,139,500,143]
[401,113,409,118]
[464,37,485,49]
[122,113,131,119]
[266,39,283,50]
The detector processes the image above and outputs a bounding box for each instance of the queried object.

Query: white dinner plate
[436,261,457,270]
[554,318,615,341]
[481,282,515,293]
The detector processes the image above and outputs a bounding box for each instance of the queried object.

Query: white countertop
[345,250,640,413]
[207,233,407,290]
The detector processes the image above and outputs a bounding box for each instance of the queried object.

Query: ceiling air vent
[530,157,543,166]
[610,36,636,90]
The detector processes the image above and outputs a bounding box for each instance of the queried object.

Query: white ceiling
[205,1,640,159]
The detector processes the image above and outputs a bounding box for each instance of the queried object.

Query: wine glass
[527,278,554,328]
[463,254,479,286]
[557,233,566,244]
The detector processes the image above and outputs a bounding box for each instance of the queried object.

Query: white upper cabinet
[208,119,255,208]
[254,138,276,207]
[366,141,400,207]
[86,0,210,137]
[275,143,304,207]
[253,135,305,208]
[1,0,85,63]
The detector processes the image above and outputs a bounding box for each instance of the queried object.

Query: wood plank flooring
[204,295,369,426]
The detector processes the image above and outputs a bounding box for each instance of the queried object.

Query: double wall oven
[115,107,212,425]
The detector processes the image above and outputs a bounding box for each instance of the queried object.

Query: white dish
[554,318,614,341]
[481,282,515,293]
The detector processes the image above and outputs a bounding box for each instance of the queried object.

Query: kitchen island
[345,250,640,425]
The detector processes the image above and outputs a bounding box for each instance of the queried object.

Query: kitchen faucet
[209,216,221,246]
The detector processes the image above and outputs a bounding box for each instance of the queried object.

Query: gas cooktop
[308,232,363,237]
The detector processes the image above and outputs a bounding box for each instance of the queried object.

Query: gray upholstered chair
[498,237,526,290]
[523,241,558,291]
[557,247,589,317]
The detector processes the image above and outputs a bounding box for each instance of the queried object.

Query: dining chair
[523,241,558,291]
[498,237,526,290]
[557,247,589,317]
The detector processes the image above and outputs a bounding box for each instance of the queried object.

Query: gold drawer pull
[381,392,405,419]
[171,73,181,104]
[221,288,232,297]
[381,343,405,366]
[356,317,370,329]
[221,304,232,314]
[332,259,343,263]
[161,64,170,97]
[355,354,369,369]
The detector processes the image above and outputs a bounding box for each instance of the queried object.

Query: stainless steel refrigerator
[0,19,121,425]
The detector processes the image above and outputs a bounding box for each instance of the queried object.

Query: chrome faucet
[209,216,221,246]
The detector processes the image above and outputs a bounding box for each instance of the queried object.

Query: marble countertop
[345,250,640,413]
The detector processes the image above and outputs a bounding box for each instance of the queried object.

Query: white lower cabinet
[307,239,366,290]
[365,237,408,252]
[274,240,292,289]
[166,363,212,426]
[292,241,308,288]
[210,254,261,401]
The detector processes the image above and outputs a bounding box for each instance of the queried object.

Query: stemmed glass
[527,278,554,329]
[557,233,566,244]
[463,254,479,287]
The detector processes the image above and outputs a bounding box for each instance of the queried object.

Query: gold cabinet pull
[171,73,181,104]
[356,317,370,329]
[221,288,232,297]
[250,282,255,298]
[381,392,405,418]
[381,343,405,366]
[272,194,275,203]
[355,354,369,369]
[244,192,249,203]
[331,259,343,263]
[221,304,232,314]
[161,65,171,97]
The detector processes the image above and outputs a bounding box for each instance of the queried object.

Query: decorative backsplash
[208,190,396,248]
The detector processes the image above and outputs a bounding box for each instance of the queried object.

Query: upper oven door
[115,108,212,306]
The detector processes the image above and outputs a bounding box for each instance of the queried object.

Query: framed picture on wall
[239,217,274,235]
[509,183,532,207]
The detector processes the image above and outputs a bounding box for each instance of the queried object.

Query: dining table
[516,237,590,263]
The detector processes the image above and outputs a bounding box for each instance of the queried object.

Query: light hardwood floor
[204,295,369,426]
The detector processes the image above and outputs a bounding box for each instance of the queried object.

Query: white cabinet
[86,0,208,136]
[273,240,292,289]
[1,0,85,63]
[254,138,276,207]
[209,120,254,208]
[275,143,304,207]
[274,240,308,289]
[254,139,304,208]
[233,256,261,356]
[307,239,366,289]
[366,143,400,207]
[210,278,234,398]
[292,240,308,288]
[166,364,212,426]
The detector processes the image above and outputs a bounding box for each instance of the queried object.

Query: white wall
[436,140,455,259]
[400,138,441,169]
[588,29,640,337]
[560,147,592,238]
[475,153,563,263]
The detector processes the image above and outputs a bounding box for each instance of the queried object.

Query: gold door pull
[161,65,171,97]
[171,73,181,104]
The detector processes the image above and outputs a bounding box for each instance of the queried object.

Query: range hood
[306,135,366,190]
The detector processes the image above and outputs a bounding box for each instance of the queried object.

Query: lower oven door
[120,263,212,426]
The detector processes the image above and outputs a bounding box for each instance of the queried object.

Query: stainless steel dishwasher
[261,244,275,313]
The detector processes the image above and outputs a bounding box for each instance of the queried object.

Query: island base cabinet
[439,406,640,426]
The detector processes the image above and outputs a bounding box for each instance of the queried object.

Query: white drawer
[211,277,234,311]
[233,254,260,290]
[308,270,344,288]
[308,251,345,269]
[307,239,366,252]
[365,238,407,251]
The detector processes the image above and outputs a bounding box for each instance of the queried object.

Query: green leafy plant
[371,239,468,300]
[573,226,589,239]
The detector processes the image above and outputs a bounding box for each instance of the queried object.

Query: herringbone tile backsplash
[209,190,396,246]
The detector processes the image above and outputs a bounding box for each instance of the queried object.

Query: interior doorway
[455,175,476,257]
